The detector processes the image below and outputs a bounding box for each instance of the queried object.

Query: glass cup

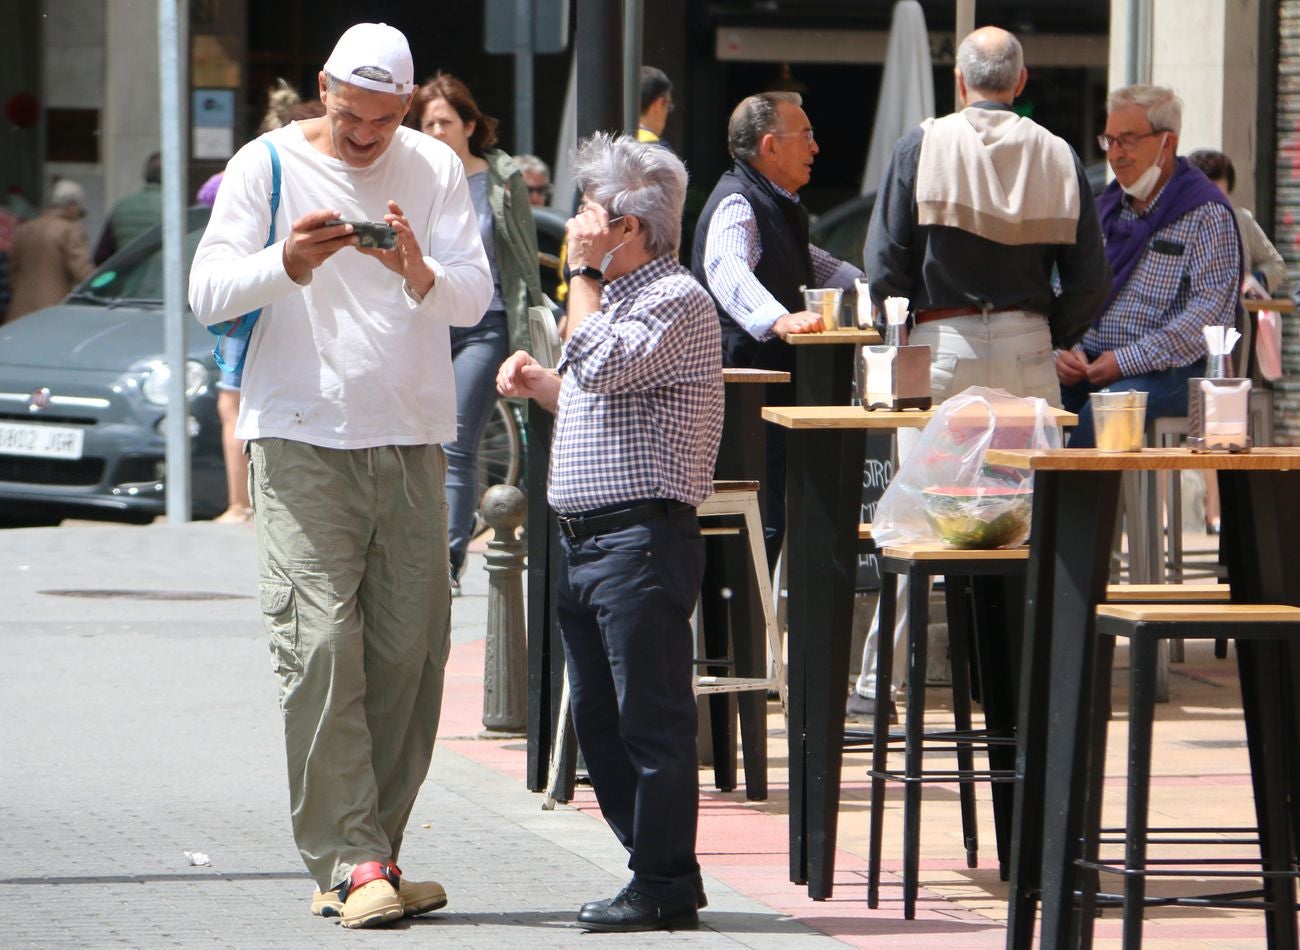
[802,287,843,330]
[1090,389,1148,451]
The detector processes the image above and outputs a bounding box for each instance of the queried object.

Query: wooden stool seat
[1096,602,1300,624]
[1104,583,1231,603]
[880,543,1029,561]
[703,479,761,496]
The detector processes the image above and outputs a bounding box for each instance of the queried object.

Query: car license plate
[0,421,85,460]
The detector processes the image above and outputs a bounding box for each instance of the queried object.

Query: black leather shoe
[576,888,699,932]
[581,877,706,916]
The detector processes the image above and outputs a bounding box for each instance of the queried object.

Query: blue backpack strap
[263,139,280,247]
[212,139,282,376]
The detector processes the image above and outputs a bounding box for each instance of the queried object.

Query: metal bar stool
[866,542,1028,918]
[1077,603,1300,948]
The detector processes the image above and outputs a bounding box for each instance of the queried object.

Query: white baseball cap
[323,23,414,96]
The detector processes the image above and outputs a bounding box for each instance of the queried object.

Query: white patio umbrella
[551,53,578,211]
[860,0,935,195]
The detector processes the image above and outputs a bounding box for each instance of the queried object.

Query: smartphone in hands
[326,218,397,250]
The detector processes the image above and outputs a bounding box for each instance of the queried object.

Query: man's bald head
[955,27,1026,102]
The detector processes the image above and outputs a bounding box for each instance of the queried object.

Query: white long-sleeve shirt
[190,123,492,448]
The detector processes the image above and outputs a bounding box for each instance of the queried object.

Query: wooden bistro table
[786,327,882,406]
[761,403,1077,900]
[986,447,1300,950]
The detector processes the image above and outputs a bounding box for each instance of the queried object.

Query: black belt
[556,499,692,540]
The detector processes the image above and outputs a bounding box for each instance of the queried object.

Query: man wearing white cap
[190,23,492,928]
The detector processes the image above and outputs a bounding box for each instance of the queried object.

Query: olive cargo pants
[250,437,451,891]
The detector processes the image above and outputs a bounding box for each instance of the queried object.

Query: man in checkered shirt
[497,132,722,933]
[1058,84,1242,446]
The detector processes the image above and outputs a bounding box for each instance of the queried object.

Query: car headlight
[140,359,210,406]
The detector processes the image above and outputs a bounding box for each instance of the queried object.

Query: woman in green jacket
[412,72,542,591]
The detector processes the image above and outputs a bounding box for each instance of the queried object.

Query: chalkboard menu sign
[856,429,894,590]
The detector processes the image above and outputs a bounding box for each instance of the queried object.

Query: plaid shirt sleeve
[810,244,864,290]
[563,275,708,393]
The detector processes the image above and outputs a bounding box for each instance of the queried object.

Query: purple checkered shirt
[1081,184,1239,377]
[548,256,724,514]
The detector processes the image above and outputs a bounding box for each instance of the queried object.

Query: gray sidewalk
[0,522,832,949]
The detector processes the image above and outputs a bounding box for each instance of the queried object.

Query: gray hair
[956,29,1024,94]
[1106,84,1183,135]
[514,153,550,181]
[324,68,409,100]
[571,132,687,259]
[49,178,85,209]
[727,92,802,162]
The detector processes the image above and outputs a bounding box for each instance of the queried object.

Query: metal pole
[159,0,191,523]
[576,0,622,139]
[514,0,535,155]
[954,0,976,106]
[622,0,643,136]
[1125,0,1152,86]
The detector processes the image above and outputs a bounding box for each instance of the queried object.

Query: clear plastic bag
[871,386,1063,548]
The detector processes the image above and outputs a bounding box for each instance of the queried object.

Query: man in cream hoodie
[851,27,1109,726]
[190,22,491,929]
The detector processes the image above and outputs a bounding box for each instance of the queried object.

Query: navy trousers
[555,505,704,906]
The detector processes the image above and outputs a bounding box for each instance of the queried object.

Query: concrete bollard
[480,484,528,734]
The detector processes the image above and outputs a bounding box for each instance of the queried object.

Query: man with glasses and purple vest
[1057,83,1242,446]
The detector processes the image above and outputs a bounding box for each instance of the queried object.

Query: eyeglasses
[1097,130,1164,153]
[527,185,553,197]
[771,128,816,143]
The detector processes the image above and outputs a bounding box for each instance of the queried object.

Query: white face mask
[599,241,625,273]
[1120,133,1168,201]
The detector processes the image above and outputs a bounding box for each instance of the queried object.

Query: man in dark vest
[691,91,862,563]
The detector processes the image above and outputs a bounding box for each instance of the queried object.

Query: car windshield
[71,207,210,305]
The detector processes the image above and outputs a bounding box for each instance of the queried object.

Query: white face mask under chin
[1120,134,1169,201]
[599,242,625,274]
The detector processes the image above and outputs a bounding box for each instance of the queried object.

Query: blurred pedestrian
[94,152,162,264]
[515,154,553,207]
[6,179,93,322]
[1186,148,1286,298]
[412,71,543,593]
[638,66,674,150]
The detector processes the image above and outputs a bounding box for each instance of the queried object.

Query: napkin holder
[1186,377,1252,453]
[858,343,932,411]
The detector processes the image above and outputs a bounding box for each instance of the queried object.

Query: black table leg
[525,403,557,792]
[793,343,857,408]
[1007,470,1121,950]
[785,426,866,897]
[1219,470,1300,949]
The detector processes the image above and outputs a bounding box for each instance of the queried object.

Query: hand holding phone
[325,218,398,250]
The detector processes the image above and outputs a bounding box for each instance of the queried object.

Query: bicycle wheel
[472,399,523,537]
